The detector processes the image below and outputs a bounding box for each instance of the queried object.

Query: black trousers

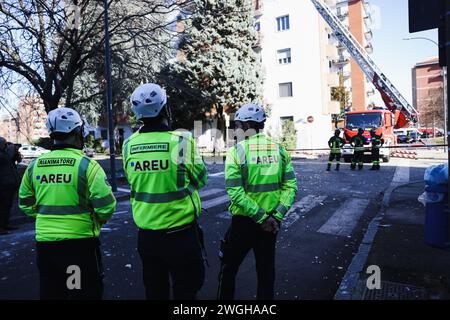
[328,153,341,162]
[217,215,277,300]
[372,148,380,163]
[352,151,364,166]
[138,224,205,300]
[36,237,103,300]
[0,188,16,229]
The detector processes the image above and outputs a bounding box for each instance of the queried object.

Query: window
[277,48,291,64]
[276,15,290,31]
[280,116,294,125]
[279,82,293,97]
[255,22,261,31]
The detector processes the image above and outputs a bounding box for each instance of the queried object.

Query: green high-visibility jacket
[123,130,207,230]
[225,134,298,223]
[18,148,117,242]
[351,135,365,152]
[371,134,384,149]
[328,136,345,154]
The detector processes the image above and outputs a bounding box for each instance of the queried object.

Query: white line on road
[283,195,327,229]
[392,159,410,185]
[317,198,370,236]
[209,171,225,177]
[203,194,230,210]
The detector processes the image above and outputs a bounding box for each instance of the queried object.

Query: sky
[368,0,439,105]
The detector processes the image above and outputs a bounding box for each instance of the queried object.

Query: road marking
[283,195,327,229]
[209,171,225,177]
[200,188,223,198]
[392,159,410,185]
[203,194,230,210]
[317,198,370,236]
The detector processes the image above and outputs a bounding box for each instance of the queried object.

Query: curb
[334,180,419,300]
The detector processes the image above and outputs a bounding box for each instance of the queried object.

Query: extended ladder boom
[310,0,418,126]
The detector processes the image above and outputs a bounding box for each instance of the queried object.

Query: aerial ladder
[310,0,419,128]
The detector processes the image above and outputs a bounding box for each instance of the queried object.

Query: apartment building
[412,57,444,124]
[253,0,374,149]
[0,97,48,144]
[330,0,375,110]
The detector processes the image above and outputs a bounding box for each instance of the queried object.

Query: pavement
[2,153,449,300]
[335,166,450,300]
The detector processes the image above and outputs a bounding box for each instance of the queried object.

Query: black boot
[370,164,377,170]
[350,163,356,170]
[335,163,340,171]
[358,164,363,170]
[327,163,331,171]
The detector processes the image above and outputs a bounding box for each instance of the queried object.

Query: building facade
[0,97,48,144]
[330,0,375,110]
[412,57,445,129]
[254,0,374,149]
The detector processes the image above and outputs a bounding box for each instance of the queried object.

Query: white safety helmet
[235,103,266,123]
[46,107,88,137]
[130,83,167,120]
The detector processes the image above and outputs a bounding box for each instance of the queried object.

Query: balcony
[364,15,372,28]
[332,57,350,66]
[365,42,373,54]
[253,31,263,49]
[253,0,263,17]
[324,0,336,6]
[364,30,373,41]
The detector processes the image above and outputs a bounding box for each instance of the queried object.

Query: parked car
[83,147,95,158]
[19,145,51,158]
[396,134,409,144]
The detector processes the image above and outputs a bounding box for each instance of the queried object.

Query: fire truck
[310,0,419,162]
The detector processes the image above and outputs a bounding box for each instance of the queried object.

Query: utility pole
[103,0,117,192]
[445,0,450,214]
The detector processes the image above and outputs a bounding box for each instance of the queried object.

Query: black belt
[139,221,196,235]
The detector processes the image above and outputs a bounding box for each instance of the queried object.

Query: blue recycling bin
[424,184,449,248]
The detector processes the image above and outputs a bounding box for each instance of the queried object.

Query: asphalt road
[0,157,437,300]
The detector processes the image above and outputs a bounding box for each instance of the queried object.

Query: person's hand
[261,216,280,234]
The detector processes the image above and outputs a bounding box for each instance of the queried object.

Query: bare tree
[0,0,192,114]
[420,87,445,135]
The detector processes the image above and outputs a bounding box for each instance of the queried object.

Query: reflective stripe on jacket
[123,130,207,230]
[225,134,298,223]
[18,148,116,242]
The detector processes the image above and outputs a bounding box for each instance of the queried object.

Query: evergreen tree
[281,120,297,150]
[162,0,264,130]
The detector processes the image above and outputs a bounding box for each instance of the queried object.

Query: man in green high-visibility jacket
[350,128,366,170]
[327,129,345,171]
[217,104,298,300]
[18,107,116,300]
[123,83,207,300]
[370,129,384,170]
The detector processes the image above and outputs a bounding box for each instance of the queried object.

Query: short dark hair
[51,126,82,141]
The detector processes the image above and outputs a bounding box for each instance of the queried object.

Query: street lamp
[103,0,117,191]
[403,37,447,151]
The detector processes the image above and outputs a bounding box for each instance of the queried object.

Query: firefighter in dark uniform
[327,129,345,171]
[370,129,384,170]
[350,128,365,170]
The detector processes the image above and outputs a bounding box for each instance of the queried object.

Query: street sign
[307,116,314,123]
[409,0,443,33]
